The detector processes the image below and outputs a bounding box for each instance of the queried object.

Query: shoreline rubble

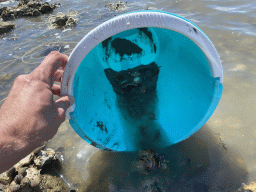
[48,12,77,29]
[0,22,15,35]
[0,146,72,192]
[0,0,59,21]
[105,1,127,11]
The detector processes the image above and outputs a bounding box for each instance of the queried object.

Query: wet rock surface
[48,12,76,29]
[105,1,127,11]
[0,22,15,35]
[0,0,59,21]
[0,146,69,192]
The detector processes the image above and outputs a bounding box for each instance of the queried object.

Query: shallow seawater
[1,0,256,191]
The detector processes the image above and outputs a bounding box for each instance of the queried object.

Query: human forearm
[0,127,31,174]
[0,51,70,173]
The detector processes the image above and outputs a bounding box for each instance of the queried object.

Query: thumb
[54,96,71,121]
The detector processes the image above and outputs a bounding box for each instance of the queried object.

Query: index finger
[33,51,69,87]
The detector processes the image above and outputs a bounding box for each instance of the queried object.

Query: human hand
[0,51,71,150]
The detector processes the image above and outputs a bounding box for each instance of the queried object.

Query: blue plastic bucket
[61,11,223,152]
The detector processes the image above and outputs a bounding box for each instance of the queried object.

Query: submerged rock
[132,149,168,175]
[105,1,127,11]
[39,174,69,192]
[0,22,15,35]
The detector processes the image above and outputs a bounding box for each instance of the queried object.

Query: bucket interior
[69,27,221,152]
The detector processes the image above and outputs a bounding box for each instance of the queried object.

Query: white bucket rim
[61,10,223,118]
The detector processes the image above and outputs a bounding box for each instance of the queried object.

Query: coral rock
[9,181,20,191]
[49,13,77,28]
[13,175,23,185]
[13,153,34,170]
[17,167,27,177]
[34,148,58,169]
[0,172,12,185]
[25,168,41,188]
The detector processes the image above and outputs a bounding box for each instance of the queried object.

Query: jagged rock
[25,168,41,188]
[13,153,34,170]
[18,0,30,6]
[9,181,20,191]
[49,13,76,28]
[17,167,27,177]
[105,1,127,11]
[20,177,30,186]
[0,183,5,191]
[32,9,40,16]
[1,11,15,21]
[66,17,76,26]
[0,147,67,192]
[54,15,68,26]
[13,175,23,185]
[20,177,33,192]
[27,1,40,8]
[5,167,16,179]
[24,11,33,16]
[34,148,58,169]
[0,172,12,185]
[39,4,53,14]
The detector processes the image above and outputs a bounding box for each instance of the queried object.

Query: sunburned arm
[0,126,31,174]
[0,51,71,173]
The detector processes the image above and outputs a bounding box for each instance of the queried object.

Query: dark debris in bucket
[101,27,157,62]
[96,121,108,134]
[111,38,142,58]
[104,62,159,118]
[104,62,159,97]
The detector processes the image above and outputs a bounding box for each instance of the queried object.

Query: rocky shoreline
[0,146,74,192]
[0,0,128,35]
[0,0,59,21]
[0,0,76,35]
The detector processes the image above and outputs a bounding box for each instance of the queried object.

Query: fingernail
[68,95,75,106]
